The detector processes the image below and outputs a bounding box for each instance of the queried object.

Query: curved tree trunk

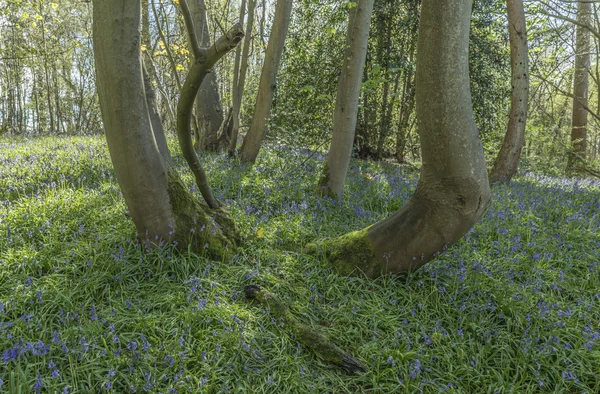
[189,0,224,151]
[93,0,239,257]
[567,0,591,173]
[317,0,375,198]
[239,0,293,163]
[489,0,529,184]
[229,0,257,156]
[309,0,491,278]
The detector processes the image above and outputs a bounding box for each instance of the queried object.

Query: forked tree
[92,0,490,278]
[93,0,243,255]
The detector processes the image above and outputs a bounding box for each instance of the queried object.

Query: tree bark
[308,0,491,278]
[568,0,591,173]
[489,0,529,184]
[239,0,293,163]
[93,0,238,256]
[317,0,375,198]
[375,5,394,159]
[142,62,174,166]
[229,0,247,154]
[177,0,244,208]
[189,0,224,151]
[395,51,416,164]
[229,0,257,156]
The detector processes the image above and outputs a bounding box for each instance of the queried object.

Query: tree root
[244,285,366,375]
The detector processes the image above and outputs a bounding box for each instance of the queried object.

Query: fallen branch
[244,285,366,374]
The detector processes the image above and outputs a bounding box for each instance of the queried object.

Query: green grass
[1,135,599,393]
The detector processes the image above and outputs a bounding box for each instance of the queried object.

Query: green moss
[166,166,237,260]
[306,226,379,277]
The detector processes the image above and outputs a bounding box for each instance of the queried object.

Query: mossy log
[244,284,366,374]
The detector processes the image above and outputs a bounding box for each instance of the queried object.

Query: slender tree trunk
[239,0,293,163]
[395,51,416,164]
[229,0,247,153]
[309,0,491,278]
[229,0,257,156]
[317,0,375,197]
[142,62,174,166]
[189,0,224,151]
[568,0,591,172]
[489,0,529,183]
[38,0,54,133]
[93,0,239,256]
[375,8,393,158]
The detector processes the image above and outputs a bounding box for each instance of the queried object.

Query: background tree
[229,0,257,155]
[189,0,224,151]
[317,0,375,198]
[239,0,293,162]
[567,0,591,172]
[489,0,529,183]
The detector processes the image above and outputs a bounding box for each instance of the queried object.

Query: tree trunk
[142,62,174,166]
[189,0,224,151]
[239,0,293,163]
[375,7,394,159]
[567,0,591,172]
[489,0,529,184]
[93,0,238,256]
[395,51,416,164]
[317,0,375,198]
[228,0,247,154]
[229,0,257,156]
[308,0,491,278]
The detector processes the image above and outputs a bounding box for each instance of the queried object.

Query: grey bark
[229,0,257,155]
[142,62,174,166]
[93,0,176,241]
[229,0,247,152]
[239,0,293,163]
[317,0,375,197]
[310,0,491,277]
[189,0,224,151]
[568,0,591,172]
[177,0,244,208]
[489,0,529,184]
[395,49,416,164]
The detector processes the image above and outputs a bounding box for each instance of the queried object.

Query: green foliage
[1,136,600,392]
[470,0,511,153]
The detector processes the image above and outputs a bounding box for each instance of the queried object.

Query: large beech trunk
[239,0,293,163]
[309,0,491,277]
[317,0,375,198]
[93,0,240,256]
[489,0,529,184]
[567,0,591,172]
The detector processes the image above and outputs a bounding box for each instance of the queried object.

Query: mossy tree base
[305,227,379,277]
[244,285,366,374]
[167,167,240,260]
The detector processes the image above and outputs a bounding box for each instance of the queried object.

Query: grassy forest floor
[1,135,600,393]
